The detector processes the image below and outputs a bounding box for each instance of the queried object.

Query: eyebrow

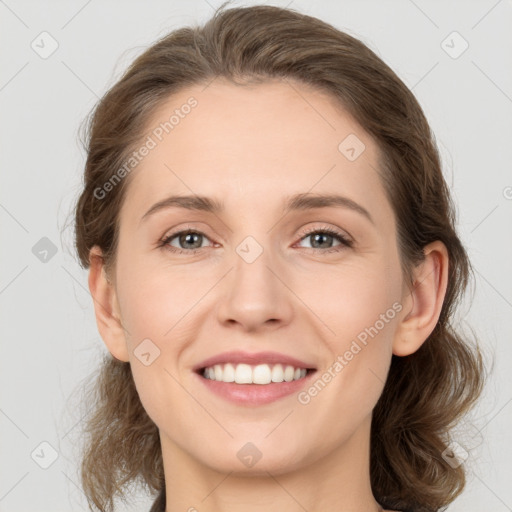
[140,193,374,225]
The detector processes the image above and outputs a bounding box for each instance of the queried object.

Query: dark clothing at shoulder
[149,487,166,512]
[149,488,423,512]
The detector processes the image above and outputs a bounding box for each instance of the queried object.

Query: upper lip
[193,350,317,372]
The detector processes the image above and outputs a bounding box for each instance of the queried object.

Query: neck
[159,414,384,512]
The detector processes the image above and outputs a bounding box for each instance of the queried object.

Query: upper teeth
[202,363,308,384]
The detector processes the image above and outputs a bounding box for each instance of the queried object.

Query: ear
[88,246,130,362]
[393,241,449,356]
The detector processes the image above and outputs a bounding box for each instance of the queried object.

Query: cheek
[303,257,401,347]
[117,265,196,429]
[116,252,206,344]
[306,260,400,402]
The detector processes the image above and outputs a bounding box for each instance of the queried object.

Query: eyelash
[158,225,353,256]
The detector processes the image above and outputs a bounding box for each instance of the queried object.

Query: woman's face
[107,78,409,474]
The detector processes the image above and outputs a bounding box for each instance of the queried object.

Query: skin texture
[88,78,449,512]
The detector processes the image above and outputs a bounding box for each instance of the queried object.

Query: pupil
[182,233,200,248]
[313,233,331,248]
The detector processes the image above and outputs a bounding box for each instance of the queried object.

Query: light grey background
[1,0,511,511]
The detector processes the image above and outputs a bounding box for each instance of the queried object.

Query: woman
[73,3,484,511]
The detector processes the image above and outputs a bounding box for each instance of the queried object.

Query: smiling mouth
[196,362,316,385]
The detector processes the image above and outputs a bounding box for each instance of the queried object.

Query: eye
[159,229,213,255]
[295,226,353,254]
[158,225,353,255]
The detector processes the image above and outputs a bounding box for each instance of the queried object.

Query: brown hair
[70,3,485,511]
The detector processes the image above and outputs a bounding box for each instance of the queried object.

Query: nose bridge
[216,229,293,329]
[232,231,280,302]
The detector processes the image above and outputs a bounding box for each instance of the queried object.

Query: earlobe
[88,246,130,362]
[393,241,449,357]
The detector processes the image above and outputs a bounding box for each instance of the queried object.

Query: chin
[193,438,310,476]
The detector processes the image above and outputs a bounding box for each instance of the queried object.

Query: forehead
[120,78,391,226]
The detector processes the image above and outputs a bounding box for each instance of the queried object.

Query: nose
[216,239,294,332]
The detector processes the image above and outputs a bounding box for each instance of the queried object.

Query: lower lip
[195,370,317,406]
